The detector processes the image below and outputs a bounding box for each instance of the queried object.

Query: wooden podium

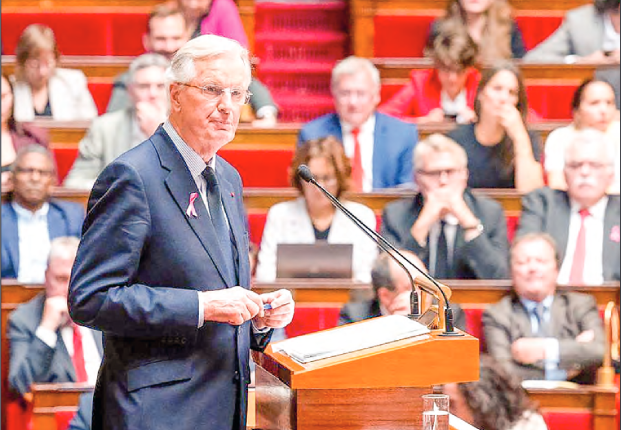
[252,323,479,430]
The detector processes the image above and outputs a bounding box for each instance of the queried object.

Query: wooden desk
[30,383,93,430]
[528,385,619,430]
[1,56,131,79]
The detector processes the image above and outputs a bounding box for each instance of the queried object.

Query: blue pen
[263,303,272,310]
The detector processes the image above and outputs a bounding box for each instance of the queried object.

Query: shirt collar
[520,294,554,313]
[570,196,608,221]
[340,113,376,135]
[12,201,49,219]
[163,121,215,178]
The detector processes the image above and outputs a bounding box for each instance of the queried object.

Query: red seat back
[284,305,341,338]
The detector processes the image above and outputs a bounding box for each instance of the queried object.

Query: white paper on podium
[272,315,431,363]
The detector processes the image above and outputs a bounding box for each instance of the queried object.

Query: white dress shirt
[13,201,50,283]
[440,90,468,123]
[602,12,620,53]
[340,115,376,192]
[557,197,608,285]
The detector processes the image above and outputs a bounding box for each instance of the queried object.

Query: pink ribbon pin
[610,225,620,243]
[186,192,198,218]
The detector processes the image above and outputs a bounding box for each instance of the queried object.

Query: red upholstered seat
[56,410,76,430]
[542,410,592,430]
[1,11,147,56]
[5,400,32,430]
[284,305,341,338]
[52,147,79,185]
[462,307,486,351]
[219,148,294,188]
[87,81,114,116]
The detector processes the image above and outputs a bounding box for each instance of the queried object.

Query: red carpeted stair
[254,2,348,123]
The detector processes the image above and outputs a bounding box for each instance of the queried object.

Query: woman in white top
[443,354,548,430]
[255,136,378,283]
[11,24,97,122]
[545,78,620,194]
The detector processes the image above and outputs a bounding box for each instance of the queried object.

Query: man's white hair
[331,56,380,89]
[47,236,80,266]
[165,34,251,87]
[564,128,615,165]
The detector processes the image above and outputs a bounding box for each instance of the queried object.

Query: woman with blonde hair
[11,24,97,121]
[255,136,378,282]
[427,0,526,65]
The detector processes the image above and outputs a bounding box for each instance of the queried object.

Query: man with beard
[516,129,619,284]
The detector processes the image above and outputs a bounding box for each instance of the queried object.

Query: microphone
[297,164,461,336]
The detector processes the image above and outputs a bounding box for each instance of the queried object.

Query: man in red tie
[297,56,419,192]
[7,236,103,400]
[517,129,619,285]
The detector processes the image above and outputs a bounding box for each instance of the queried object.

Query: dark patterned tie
[434,220,450,279]
[202,166,235,283]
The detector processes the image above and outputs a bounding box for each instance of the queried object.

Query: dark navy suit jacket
[68,126,272,430]
[1,200,85,279]
[297,112,418,190]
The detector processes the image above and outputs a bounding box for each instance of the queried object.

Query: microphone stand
[298,166,461,336]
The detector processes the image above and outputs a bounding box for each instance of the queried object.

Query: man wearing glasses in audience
[381,134,509,280]
[517,129,620,285]
[1,145,84,281]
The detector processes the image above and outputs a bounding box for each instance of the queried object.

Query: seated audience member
[381,134,509,280]
[443,354,548,430]
[64,53,169,190]
[483,232,605,384]
[524,0,620,64]
[427,0,527,65]
[107,4,278,127]
[11,24,97,122]
[255,136,378,282]
[177,0,247,42]
[1,145,84,281]
[338,251,466,330]
[595,66,621,109]
[68,391,94,430]
[379,25,480,124]
[545,79,620,194]
[8,237,103,399]
[298,56,418,191]
[2,73,48,190]
[517,131,620,285]
[447,62,544,192]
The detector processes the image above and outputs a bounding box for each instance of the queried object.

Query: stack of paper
[272,315,431,363]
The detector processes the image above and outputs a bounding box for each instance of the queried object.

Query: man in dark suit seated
[7,237,103,401]
[339,250,466,331]
[517,129,620,285]
[483,232,605,384]
[1,145,84,282]
[380,133,509,280]
[297,56,418,192]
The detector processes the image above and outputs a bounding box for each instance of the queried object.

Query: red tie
[351,128,363,192]
[569,208,590,285]
[72,325,88,383]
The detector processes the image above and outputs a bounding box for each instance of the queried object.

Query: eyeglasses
[416,168,464,180]
[565,161,611,171]
[334,89,374,101]
[14,167,55,178]
[180,83,252,105]
[313,175,338,186]
[24,57,57,71]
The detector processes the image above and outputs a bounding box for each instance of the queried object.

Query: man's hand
[40,296,70,332]
[511,337,547,364]
[253,289,295,330]
[200,286,263,325]
[575,330,595,343]
[135,101,167,136]
[576,50,618,65]
[418,108,446,124]
[457,106,477,124]
[251,111,277,128]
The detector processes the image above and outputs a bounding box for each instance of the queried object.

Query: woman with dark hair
[176,0,249,46]
[379,24,480,124]
[255,136,378,282]
[447,62,544,192]
[1,73,49,189]
[545,78,620,194]
[427,0,526,65]
[443,354,548,430]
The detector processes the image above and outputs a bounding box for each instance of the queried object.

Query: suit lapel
[371,113,384,190]
[152,128,232,286]
[328,114,344,143]
[602,199,620,280]
[57,333,77,382]
[513,296,536,337]
[3,205,20,274]
[553,193,572,261]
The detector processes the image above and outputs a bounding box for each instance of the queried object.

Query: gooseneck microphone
[297,165,461,336]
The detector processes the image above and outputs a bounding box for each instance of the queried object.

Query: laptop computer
[276,243,354,279]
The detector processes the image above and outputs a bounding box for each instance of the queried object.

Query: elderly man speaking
[68,35,295,430]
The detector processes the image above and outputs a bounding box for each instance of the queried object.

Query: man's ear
[376,287,392,306]
[142,33,150,52]
[169,84,182,112]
